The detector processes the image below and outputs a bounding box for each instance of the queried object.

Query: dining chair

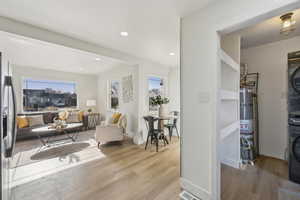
[144,116,167,152]
[164,111,180,141]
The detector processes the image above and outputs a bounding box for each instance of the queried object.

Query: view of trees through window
[23,79,77,112]
[148,76,163,112]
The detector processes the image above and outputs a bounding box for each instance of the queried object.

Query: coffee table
[32,123,83,147]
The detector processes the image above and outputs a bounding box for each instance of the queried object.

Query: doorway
[219,7,300,200]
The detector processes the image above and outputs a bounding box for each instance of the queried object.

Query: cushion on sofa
[111,113,122,124]
[16,116,29,128]
[66,112,81,123]
[27,115,44,127]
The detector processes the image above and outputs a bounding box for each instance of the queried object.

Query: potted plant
[149,95,170,117]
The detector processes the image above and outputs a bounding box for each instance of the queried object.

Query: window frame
[147,75,168,114]
[21,77,79,113]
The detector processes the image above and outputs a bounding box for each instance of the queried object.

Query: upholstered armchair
[95,114,127,147]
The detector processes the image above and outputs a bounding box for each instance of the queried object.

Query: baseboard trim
[221,158,240,169]
[180,177,211,200]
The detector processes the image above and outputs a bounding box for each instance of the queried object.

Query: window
[148,76,164,112]
[23,79,77,112]
[108,80,120,110]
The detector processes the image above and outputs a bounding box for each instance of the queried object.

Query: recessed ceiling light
[95,58,101,61]
[120,32,129,37]
[169,52,175,56]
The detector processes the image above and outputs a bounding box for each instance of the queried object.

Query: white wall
[97,64,139,137]
[241,36,300,160]
[181,0,299,199]
[12,65,98,113]
[97,63,178,142]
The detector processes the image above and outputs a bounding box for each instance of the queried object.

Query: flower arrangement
[149,95,169,106]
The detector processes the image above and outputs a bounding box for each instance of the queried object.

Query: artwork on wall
[122,75,133,103]
[109,80,120,110]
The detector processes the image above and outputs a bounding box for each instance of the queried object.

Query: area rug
[10,130,105,187]
[279,188,300,200]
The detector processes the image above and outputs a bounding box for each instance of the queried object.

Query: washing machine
[288,51,300,183]
[289,117,300,183]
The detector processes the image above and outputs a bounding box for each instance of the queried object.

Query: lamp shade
[86,99,96,107]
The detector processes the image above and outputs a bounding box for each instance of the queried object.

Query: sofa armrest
[95,125,124,143]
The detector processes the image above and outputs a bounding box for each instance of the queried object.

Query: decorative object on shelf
[280,12,296,35]
[86,99,96,113]
[149,95,169,117]
[122,75,133,103]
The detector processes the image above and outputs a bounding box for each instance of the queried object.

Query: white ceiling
[0,0,215,67]
[236,9,300,49]
[0,32,126,74]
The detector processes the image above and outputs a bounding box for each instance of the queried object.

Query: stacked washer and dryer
[288,50,300,184]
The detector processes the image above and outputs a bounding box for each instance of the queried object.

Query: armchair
[95,114,127,147]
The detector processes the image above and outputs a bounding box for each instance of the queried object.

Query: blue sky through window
[23,79,76,93]
[148,76,162,90]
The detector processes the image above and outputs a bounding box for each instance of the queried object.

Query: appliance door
[292,135,300,162]
[291,66,300,94]
[1,55,16,200]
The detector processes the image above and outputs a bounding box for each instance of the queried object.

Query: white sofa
[95,114,127,147]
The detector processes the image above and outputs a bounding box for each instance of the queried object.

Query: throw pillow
[78,111,84,122]
[67,112,80,123]
[112,113,122,124]
[27,115,44,127]
[58,111,69,121]
[16,116,29,128]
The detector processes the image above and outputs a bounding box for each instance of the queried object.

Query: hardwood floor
[12,139,181,200]
[222,156,300,200]
[12,137,300,200]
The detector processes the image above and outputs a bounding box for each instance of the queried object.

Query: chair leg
[175,126,179,139]
[155,135,159,152]
[168,127,173,141]
[145,134,150,150]
[97,142,101,149]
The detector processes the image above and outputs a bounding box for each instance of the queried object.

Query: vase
[159,104,168,117]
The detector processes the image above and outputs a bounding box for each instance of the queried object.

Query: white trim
[219,49,239,72]
[180,178,211,200]
[221,157,240,169]
[220,120,240,140]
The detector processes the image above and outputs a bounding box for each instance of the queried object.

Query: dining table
[150,115,178,138]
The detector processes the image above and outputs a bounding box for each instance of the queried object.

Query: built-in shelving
[219,48,240,169]
[220,120,240,140]
[220,90,238,101]
[219,49,239,72]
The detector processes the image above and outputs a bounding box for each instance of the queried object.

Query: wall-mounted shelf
[220,120,240,140]
[220,90,238,101]
[219,49,239,72]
